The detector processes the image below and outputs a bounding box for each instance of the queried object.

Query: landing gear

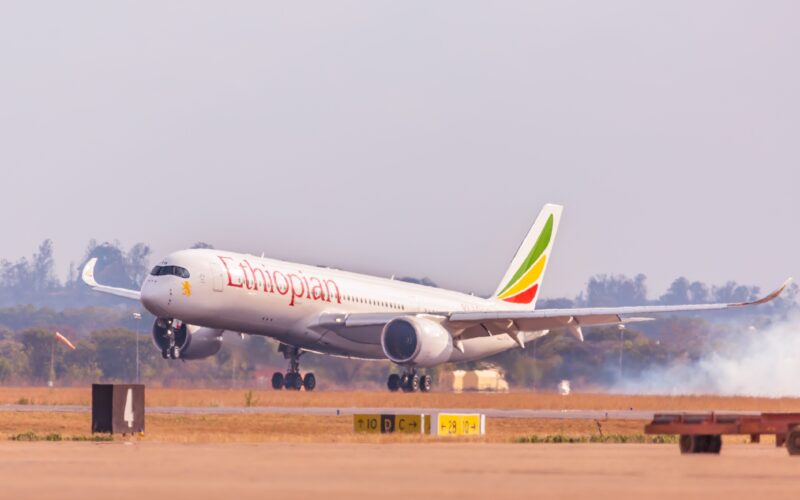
[157,319,183,359]
[271,372,284,389]
[388,370,432,393]
[271,344,315,391]
[420,374,432,392]
[284,372,303,390]
[387,374,401,392]
[303,373,316,391]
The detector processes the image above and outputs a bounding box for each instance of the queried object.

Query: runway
[0,403,760,420]
[2,441,797,500]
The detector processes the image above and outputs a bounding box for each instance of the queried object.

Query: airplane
[81,204,791,392]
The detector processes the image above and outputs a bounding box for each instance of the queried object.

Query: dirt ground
[4,386,800,412]
[0,411,655,443]
[2,388,796,498]
[2,441,798,500]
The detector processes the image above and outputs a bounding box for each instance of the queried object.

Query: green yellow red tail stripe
[495,214,554,304]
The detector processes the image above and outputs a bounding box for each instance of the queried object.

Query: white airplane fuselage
[141,249,527,362]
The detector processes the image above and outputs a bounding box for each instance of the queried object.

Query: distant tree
[31,239,58,294]
[712,281,759,303]
[583,274,648,307]
[91,328,137,381]
[126,243,152,286]
[659,277,710,304]
[190,242,214,249]
[18,328,54,382]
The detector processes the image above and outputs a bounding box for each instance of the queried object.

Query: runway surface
[2,441,797,500]
[0,403,761,420]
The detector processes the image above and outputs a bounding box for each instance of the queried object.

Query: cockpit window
[150,265,190,279]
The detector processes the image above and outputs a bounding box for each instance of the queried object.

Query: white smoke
[617,316,800,397]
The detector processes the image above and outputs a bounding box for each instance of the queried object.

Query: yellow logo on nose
[182,281,192,297]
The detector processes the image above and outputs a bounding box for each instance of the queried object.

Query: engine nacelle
[152,319,224,360]
[381,316,453,367]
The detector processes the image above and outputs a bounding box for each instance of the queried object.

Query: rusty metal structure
[645,412,800,455]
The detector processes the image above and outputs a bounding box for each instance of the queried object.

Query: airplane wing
[81,258,142,301]
[324,278,792,344]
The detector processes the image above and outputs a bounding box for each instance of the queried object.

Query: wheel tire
[693,435,710,453]
[289,373,303,390]
[161,349,169,360]
[679,435,693,454]
[271,372,284,390]
[400,374,412,392]
[420,375,432,392]
[707,435,722,454]
[410,374,420,392]
[387,374,401,392]
[303,373,316,391]
[786,429,800,456]
[284,372,296,390]
[681,435,710,454]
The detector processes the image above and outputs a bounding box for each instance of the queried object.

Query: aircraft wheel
[285,372,303,391]
[387,374,401,392]
[420,375,432,392]
[303,373,316,391]
[410,374,420,392]
[161,349,169,360]
[271,372,284,390]
[169,346,181,359]
[400,374,412,392]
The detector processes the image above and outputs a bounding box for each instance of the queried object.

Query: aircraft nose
[140,281,169,317]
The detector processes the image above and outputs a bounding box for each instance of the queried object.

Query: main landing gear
[387,369,432,393]
[271,344,315,391]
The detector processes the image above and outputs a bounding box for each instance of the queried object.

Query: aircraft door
[209,260,225,292]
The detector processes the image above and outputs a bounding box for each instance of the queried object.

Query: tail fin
[493,203,562,308]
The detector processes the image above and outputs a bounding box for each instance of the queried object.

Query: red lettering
[273,271,289,295]
[218,256,243,288]
[244,259,269,292]
[287,273,306,306]
[238,263,253,290]
[324,279,341,304]
[309,277,324,300]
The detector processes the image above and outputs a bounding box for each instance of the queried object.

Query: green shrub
[515,433,677,444]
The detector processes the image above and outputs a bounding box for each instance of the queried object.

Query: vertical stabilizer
[493,204,562,308]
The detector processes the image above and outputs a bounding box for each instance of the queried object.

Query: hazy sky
[1,1,798,299]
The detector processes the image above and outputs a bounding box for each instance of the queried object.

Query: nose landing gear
[159,319,183,360]
[387,369,431,393]
[271,344,315,391]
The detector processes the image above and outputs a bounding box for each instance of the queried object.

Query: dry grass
[0,410,655,444]
[0,387,793,445]
[3,386,800,412]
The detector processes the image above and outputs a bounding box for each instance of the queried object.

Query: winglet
[80,257,142,301]
[81,258,99,287]
[733,278,793,307]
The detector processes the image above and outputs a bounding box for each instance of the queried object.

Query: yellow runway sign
[354,414,426,434]
[432,413,485,436]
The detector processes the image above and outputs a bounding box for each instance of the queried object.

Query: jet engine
[380,316,453,367]
[152,319,224,360]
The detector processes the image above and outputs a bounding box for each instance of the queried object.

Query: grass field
[4,386,800,412]
[1,387,794,444]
